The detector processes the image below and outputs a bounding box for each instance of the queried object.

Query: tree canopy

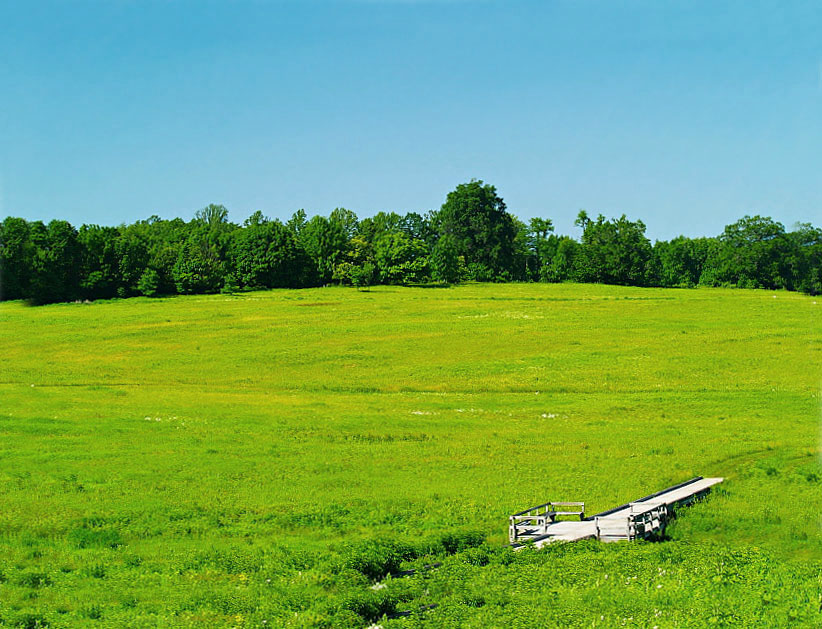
[1,183,820,304]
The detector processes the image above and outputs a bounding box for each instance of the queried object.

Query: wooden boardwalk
[509,476,723,548]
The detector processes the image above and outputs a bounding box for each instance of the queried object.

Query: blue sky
[2,0,820,240]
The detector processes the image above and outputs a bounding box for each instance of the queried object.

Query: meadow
[0,283,820,627]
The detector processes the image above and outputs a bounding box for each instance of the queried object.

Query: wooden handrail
[510,501,584,518]
[510,502,554,518]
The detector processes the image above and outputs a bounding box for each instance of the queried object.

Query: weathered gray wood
[510,477,723,547]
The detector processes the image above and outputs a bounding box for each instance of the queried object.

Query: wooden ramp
[509,477,723,548]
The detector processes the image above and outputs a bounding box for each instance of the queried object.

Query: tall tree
[173,235,224,294]
[0,217,36,300]
[709,215,793,289]
[430,234,461,284]
[432,180,517,280]
[542,236,579,282]
[654,236,716,287]
[787,223,822,294]
[233,218,307,288]
[374,231,429,285]
[116,226,150,297]
[300,215,348,283]
[358,211,403,245]
[30,220,82,304]
[519,217,555,281]
[574,212,654,286]
[78,225,121,299]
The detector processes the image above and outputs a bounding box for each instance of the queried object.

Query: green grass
[0,283,820,627]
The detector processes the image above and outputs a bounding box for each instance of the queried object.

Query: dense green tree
[358,211,403,245]
[244,210,268,228]
[195,203,229,227]
[3,187,822,303]
[300,215,348,283]
[542,236,579,282]
[708,216,793,289]
[399,212,433,243]
[374,231,429,284]
[332,234,375,286]
[574,212,654,286]
[286,209,308,236]
[173,235,224,294]
[350,262,376,290]
[78,225,121,299]
[654,236,716,287]
[233,218,275,288]
[0,217,36,300]
[511,218,531,281]
[433,180,517,279]
[116,227,150,297]
[430,234,461,284]
[330,208,359,240]
[141,217,188,295]
[30,220,82,304]
[787,223,822,294]
[233,218,306,288]
[137,267,161,297]
[193,204,236,261]
[516,217,556,281]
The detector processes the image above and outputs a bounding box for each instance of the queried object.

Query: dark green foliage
[30,220,82,304]
[300,214,350,283]
[399,211,433,243]
[655,236,716,287]
[573,211,655,286]
[140,216,189,294]
[0,217,36,300]
[436,530,486,555]
[374,231,429,284]
[2,184,821,304]
[350,262,376,290]
[80,605,102,620]
[68,524,122,549]
[78,225,121,299]
[542,236,579,282]
[85,563,107,579]
[342,589,410,623]
[432,180,517,279]
[706,216,795,289]
[787,223,822,294]
[517,217,555,281]
[341,539,419,581]
[15,572,52,589]
[358,211,403,245]
[137,267,161,297]
[430,234,461,283]
[115,226,150,297]
[194,203,229,227]
[9,613,51,629]
[233,217,308,289]
[173,236,224,294]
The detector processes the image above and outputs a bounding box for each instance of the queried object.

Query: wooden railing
[627,502,669,539]
[594,516,630,540]
[509,501,585,543]
[595,502,670,541]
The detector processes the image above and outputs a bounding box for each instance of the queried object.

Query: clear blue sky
[2,0,820,240]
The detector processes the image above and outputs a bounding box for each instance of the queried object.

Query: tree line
[1,180,820,304]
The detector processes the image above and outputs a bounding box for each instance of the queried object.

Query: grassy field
[0,283,820,627]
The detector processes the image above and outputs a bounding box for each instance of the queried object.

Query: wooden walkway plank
[510,476,723,548]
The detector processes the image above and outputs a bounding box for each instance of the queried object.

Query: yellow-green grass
[0,284,819,627]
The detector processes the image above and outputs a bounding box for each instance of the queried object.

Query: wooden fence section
[509,501,585,543]
[509,476,723,547]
